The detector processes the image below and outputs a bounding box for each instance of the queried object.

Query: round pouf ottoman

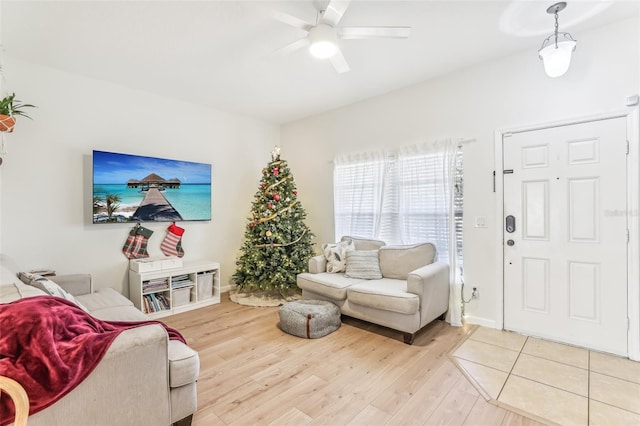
[279,300,341,339]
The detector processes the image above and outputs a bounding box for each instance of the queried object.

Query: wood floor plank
[385,361,462,425]
[424,374,481,425]
[267,407,312,425]
[462,398,508,426]
[162,295,540,426]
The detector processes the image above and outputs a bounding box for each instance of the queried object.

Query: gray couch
[0,254,198,426]
[297,237,450,344]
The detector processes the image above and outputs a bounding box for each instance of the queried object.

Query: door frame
[494,107,640,361]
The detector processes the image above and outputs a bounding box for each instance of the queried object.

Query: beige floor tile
[590,351,640,385]
[522,337,588,369]
[452,339,520,373]
[590,372,640,414]
[455,358,509,400]
[498,375,588,426]
[589,400,640,426]
[511,353,588,396]
[470,327,528,352]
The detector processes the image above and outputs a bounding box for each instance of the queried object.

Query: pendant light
[538,2,577,78]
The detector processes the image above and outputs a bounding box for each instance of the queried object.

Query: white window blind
[333,151,386,240]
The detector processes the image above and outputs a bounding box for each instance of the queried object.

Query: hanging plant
[0,93,35,132]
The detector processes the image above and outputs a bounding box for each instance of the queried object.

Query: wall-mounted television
[92,150,212,223]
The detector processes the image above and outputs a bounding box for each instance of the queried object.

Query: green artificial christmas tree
[232,147,315,295]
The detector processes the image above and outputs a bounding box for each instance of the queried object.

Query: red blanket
[0,296,186,425]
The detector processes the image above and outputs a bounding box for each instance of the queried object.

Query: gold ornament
[266,230,272,237]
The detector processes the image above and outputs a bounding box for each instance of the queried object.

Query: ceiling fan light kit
[538,2,577,78]
[309,24,339,59]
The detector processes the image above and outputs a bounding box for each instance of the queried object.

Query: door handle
[506,215,516,233]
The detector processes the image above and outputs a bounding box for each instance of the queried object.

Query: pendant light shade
[538,2,577,78]
[539,33,576,78]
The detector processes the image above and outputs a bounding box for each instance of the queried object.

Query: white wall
[281,18,639,326]
[0,57,280,294]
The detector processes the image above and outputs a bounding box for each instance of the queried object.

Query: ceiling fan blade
[339,26,411,39]
[273,38,310,56]
[320,0,351,27]
[271,10,314,32]
[329,49,350,74]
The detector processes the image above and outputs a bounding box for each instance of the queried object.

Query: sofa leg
[403,332,415,345]
[438,312,446,321]
[174,414,193,426]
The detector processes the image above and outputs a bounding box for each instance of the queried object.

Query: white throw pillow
[344,250,382,280]
[18,272,89,311]
[322,238,356,273]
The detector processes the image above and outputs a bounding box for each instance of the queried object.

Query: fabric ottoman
[279,300,341,338]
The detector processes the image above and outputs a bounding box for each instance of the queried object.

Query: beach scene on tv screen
[93,150,212,223]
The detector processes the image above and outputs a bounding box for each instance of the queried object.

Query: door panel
[503,117,628,355]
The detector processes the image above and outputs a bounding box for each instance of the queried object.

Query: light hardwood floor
[163,296,544,426]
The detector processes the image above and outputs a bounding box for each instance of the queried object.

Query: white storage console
[129,259,220,318]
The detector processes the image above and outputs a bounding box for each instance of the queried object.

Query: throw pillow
[18,272,89,312]
[344,250,382,280]
[322,238,356,273]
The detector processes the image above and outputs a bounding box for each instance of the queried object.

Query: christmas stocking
[161,223,185,258]
[123,225,154,259]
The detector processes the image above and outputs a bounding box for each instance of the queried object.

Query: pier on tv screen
[92,150,212,223]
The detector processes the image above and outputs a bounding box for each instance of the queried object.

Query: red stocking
[161,223,185,258]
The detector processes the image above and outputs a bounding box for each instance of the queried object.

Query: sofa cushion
[0,282,47,303]
[322,238,355,273]
[344,250,382,280]
[297,272,365,300]
[76,288,145,320]
[341,236,386,251]
[168,340,200,388]
[347,279,420,315]
[379,243,437,280]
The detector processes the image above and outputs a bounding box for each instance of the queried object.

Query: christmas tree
[232,147,315,294]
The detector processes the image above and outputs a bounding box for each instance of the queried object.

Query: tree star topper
[271,146,281,161]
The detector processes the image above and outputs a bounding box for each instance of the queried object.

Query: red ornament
[293,191,297,196]
[273,168,279,176]
[267,203,273,209]
[273,193,280,201]
[249,223,255,228]
[261,183,266,189]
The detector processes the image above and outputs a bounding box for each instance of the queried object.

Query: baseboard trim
[463,315,497,329]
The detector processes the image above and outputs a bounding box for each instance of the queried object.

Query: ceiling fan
[272,0,411,74]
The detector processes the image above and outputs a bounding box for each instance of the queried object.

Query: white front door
[503,117,628,356]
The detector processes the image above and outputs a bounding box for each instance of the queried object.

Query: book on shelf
[142,277,169,292]
[143,293,170,313]
[171,274,193,289]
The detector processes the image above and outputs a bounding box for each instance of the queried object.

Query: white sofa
[296,237,450,344]
[0,254,199,426]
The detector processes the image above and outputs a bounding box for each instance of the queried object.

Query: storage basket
[173,286,193,307]
[197,271,214,300]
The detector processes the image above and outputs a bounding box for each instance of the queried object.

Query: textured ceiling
[2,1,637,124]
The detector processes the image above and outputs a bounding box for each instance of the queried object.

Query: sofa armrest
[308,255,327,274]
[26,324,171,426]
[407,262,450,326]
[52,274,93,296]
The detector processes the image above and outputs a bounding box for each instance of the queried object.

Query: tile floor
[450,327,640,426]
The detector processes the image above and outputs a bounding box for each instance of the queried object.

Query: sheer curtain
[397,140,462,326]
[333,151,386,241]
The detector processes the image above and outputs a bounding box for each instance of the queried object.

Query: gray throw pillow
[344,250,382,280]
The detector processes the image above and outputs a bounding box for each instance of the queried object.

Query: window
[333,144,463,269]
